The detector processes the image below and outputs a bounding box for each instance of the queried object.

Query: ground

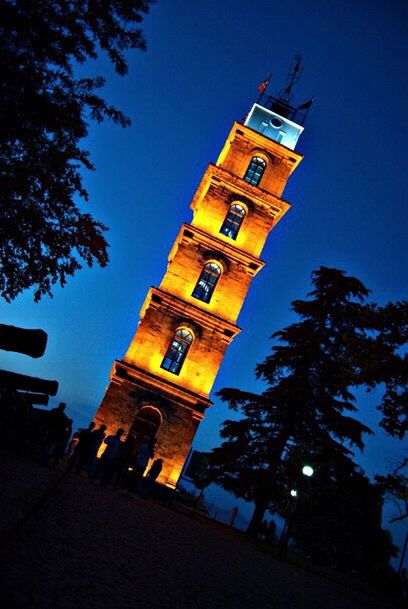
[0,451,401,609]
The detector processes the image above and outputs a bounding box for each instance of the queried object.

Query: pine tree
[210,267,407,534]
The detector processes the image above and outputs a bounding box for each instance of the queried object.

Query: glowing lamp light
[290,489,298,497]
[302,465,314,477]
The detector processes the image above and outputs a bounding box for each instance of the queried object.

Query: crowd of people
[1,389,163,498]
[67,421,163,497]
[1,389,73,463]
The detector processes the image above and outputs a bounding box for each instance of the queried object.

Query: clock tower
[94,73,309,486]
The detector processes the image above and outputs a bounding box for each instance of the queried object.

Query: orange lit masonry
[94,102,304,486]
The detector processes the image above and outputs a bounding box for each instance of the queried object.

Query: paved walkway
[0,452,400,609]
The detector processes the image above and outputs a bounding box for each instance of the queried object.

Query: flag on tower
[297,97,314,110]
[258,77,270,95]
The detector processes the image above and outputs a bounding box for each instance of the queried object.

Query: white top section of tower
[244,103,304,151]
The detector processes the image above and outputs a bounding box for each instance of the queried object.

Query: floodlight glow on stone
[93,89,304,487]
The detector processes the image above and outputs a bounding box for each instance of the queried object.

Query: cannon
[19,392,50,406]
[0,369,58,396]
[0,323,48,358]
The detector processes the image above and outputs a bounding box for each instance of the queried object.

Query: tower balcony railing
[259,95,308,126]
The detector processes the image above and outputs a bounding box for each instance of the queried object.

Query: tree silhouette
[376,457,408,524]
[365,301,408,439]
[209,267,407,534]
[0,0,154,301]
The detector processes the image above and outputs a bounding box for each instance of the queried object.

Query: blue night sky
[1,1,407,556]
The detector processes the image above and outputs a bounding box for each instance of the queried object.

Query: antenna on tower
[279,55,303,103]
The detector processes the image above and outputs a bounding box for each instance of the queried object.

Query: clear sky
[1,0,407,558]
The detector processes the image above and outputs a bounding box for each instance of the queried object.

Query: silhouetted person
[61,417,73,456]
[68,421,95,474]
[259,519,268,542]
[96,428,124,486]
[27,406,49,458]
[87,424,107,476]
[67,426,84,468]
[66,428,81,458]
[127,437,156,494]
[113,435,135,488]
[278,516,293,557]
[139,458,163,498]
[42,402,69,465]
[1,389,31,453]
[258,519,276,543]
[265,519,276,544]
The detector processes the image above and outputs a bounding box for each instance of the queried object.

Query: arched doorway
[130,406,162,451]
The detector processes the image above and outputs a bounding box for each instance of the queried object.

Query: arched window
[192,262,221,303]
[161,328,193,375]
[220,203,246,240]
[244,156,266,186]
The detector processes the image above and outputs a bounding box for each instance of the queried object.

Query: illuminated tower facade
[95,81,308,486]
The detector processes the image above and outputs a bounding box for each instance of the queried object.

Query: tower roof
[257,56,313,126]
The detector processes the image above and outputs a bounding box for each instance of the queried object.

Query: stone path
[0,452,401,609]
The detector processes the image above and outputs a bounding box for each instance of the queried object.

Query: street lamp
[290,489,298,497]
[302,464,314,478]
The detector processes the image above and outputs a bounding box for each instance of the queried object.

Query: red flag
[258,77,270,95]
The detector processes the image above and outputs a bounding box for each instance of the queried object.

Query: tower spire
[252,56,311,126]
[279,55,303,103]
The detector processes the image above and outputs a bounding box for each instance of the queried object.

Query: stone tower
[94,87,307,486]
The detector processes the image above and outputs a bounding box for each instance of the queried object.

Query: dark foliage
[283,445,403,596]
[370,302,408,439]
[0,0,154,301]
[282,447,398,585]
[376,458,408,524]
[209,267,408,534]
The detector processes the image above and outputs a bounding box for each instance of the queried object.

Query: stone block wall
[216,124,299,199]
[94,374,202,486]
[124,293,234,397]
[190,181,276,258]
[160,232,256,323]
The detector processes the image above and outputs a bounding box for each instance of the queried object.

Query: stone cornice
[210,164,290,216]
[172,223,265,277]
[112,359,211,413]
[190,163,291,224]
[141,287,241,341]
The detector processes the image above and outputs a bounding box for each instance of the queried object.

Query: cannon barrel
[0,369,58,396]
[19,391,50,406]
[0,324,48,358]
